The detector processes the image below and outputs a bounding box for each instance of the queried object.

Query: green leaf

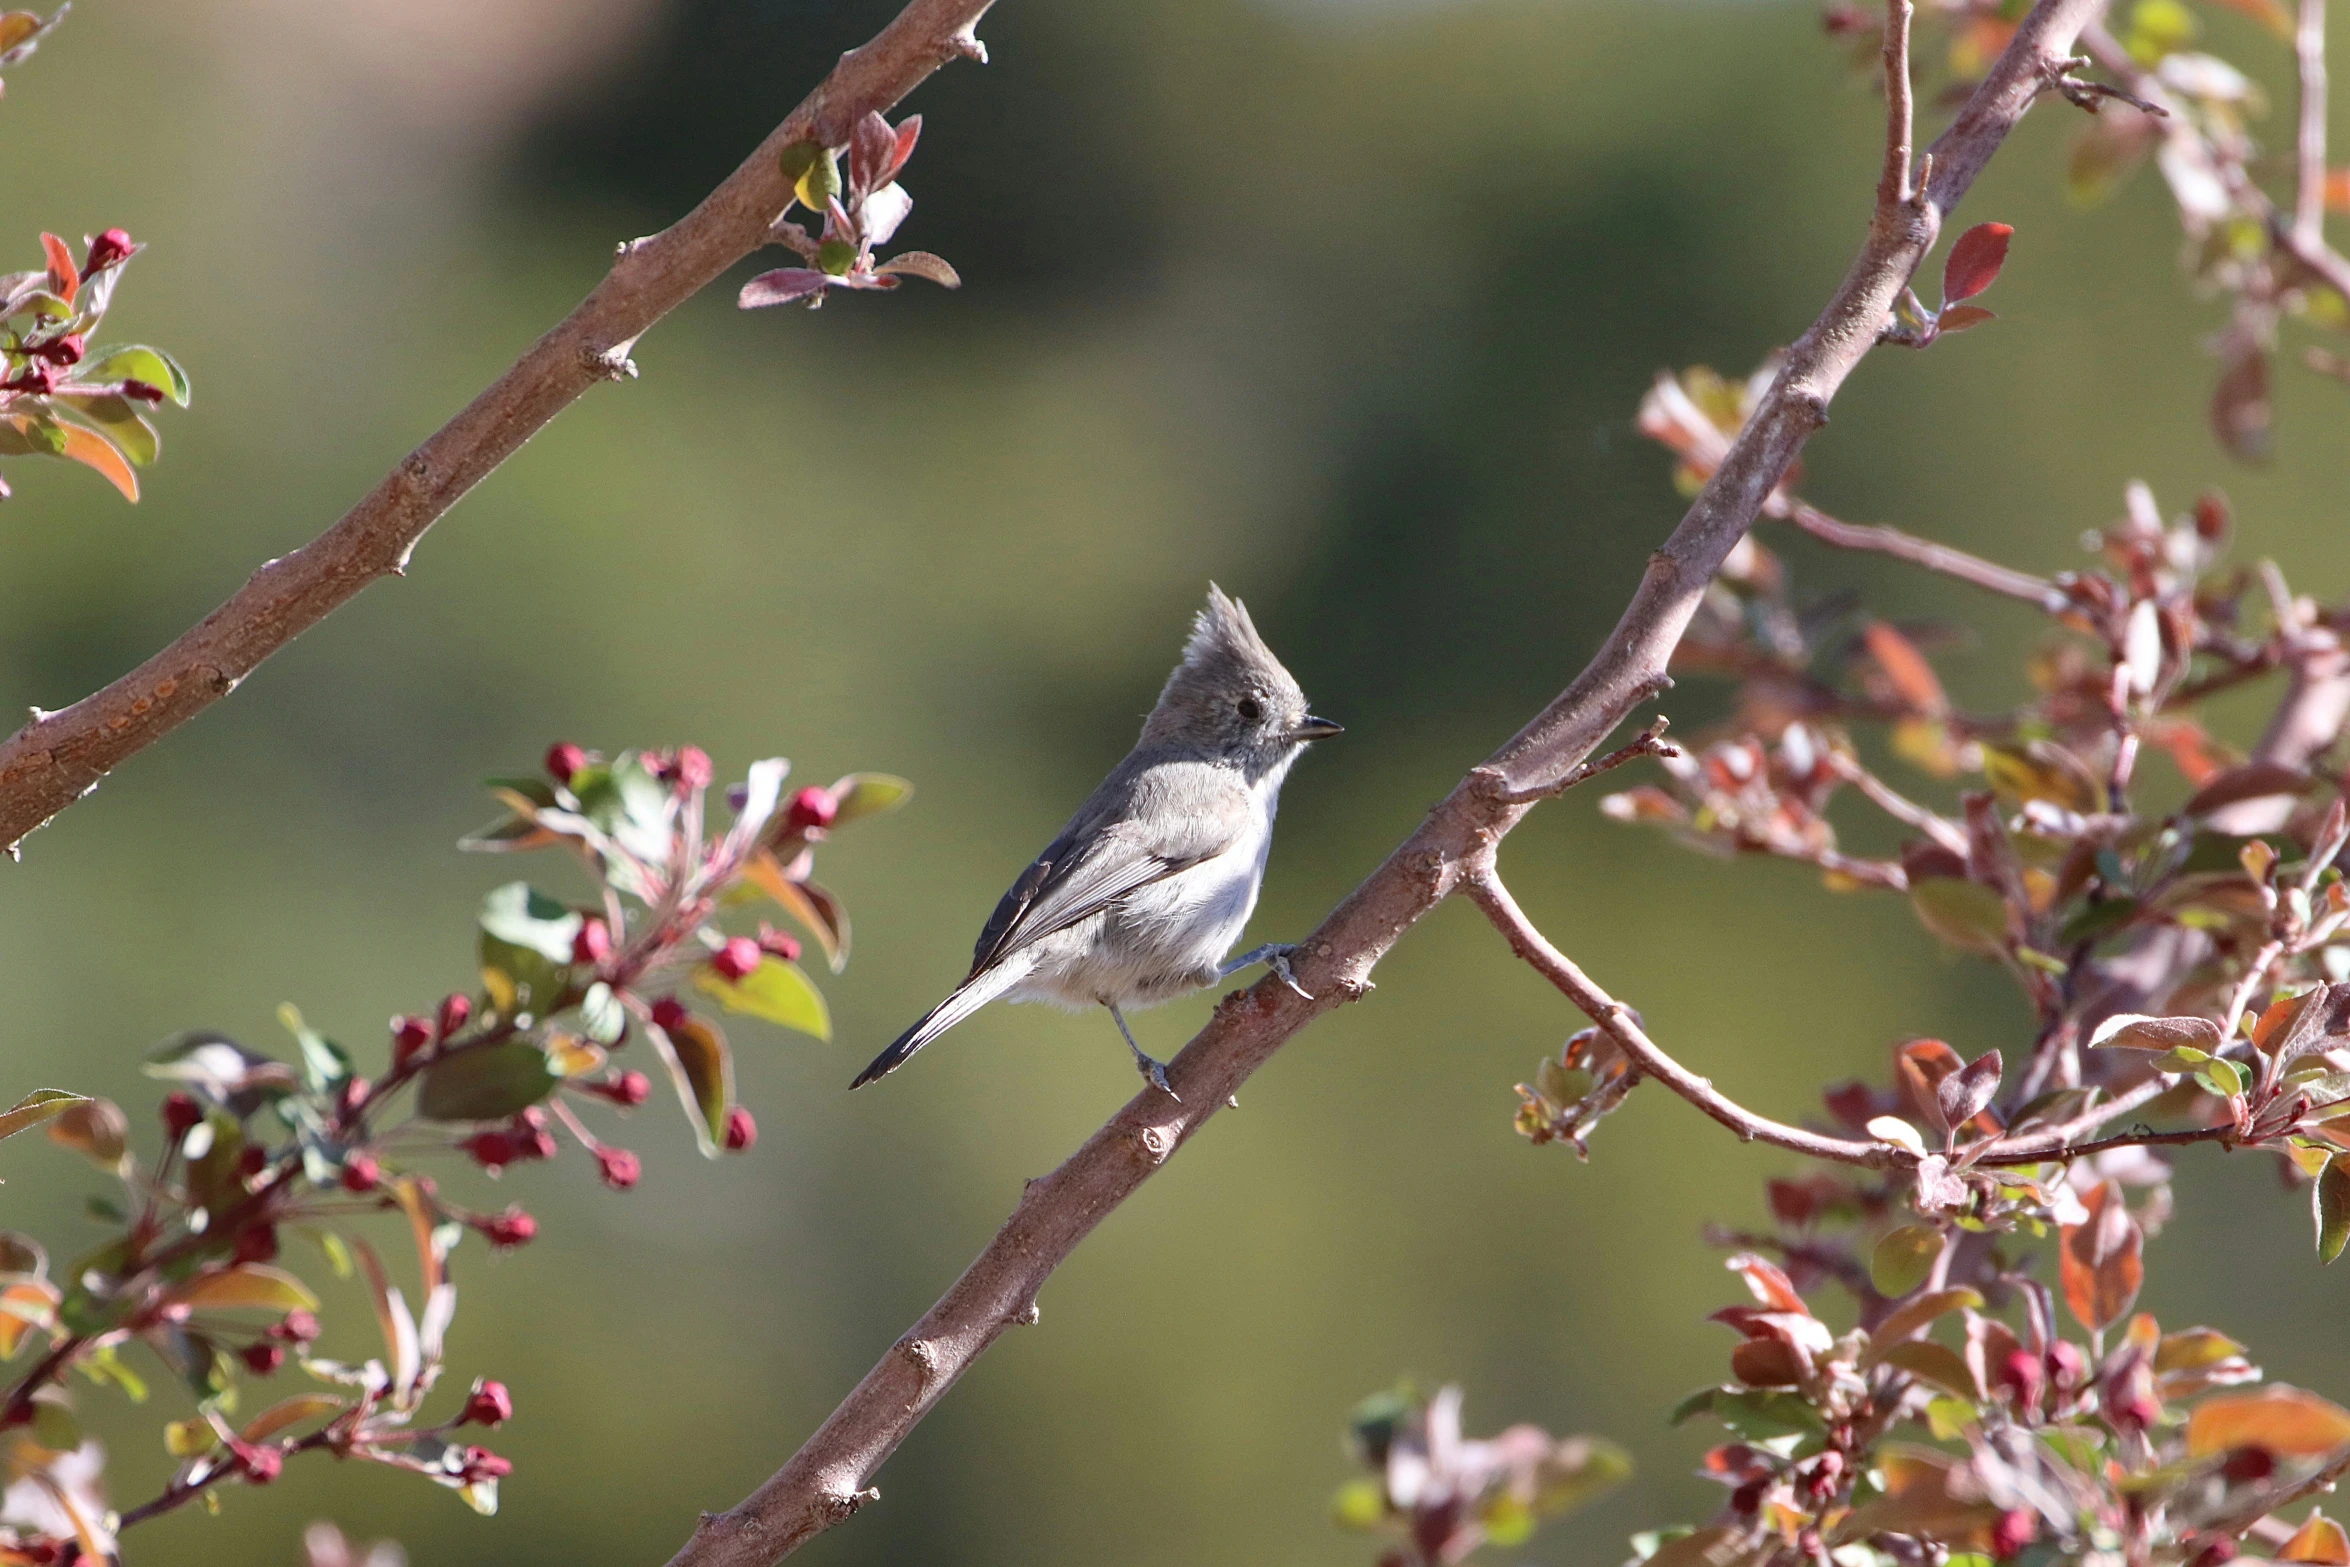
[2195,1057,2248,1098]
[572,754,673,866]
[828,772,913,825]
[650,1012,733,1158]
[276,1004,351,1095]
[1871,1225,1942,1298]
[2317,1155,2350,1263]
[0,1089,86,1142]
[55,392,157,465]
[417,1043,559,1122]
[478,882,582,962]
[694,959,830,1040]
[1909,877,2009,955]
[168,1264,320,1313]
[80,344,190,405]
[1698,1388,1825,1443]
[1881,1339,1977,1398]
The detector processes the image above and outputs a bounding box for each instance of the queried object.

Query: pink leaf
[885,115,922,185]
[737,269,829,309]
[1942,223,2013,303]
[848,112,897,198]
[874,251,960,289]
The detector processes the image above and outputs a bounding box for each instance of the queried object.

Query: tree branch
[2299,0,2330,250]
[656,8,2104,1560]
[0,0,997,857]
[1770,496,2068,613]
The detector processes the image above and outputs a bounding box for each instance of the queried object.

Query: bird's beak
[1287,715,1344,743]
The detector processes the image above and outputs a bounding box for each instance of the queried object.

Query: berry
[723,1107,757,1152]
[480,1207,536,1249]
[240,1342,285,1376]
[710,936,762,983]
[462,1379,513,1428]
[161,1092,203,1143]
[785,787,838,834]
[81,229,134,272]
[595,1146,641,1190]
[573,917,613,967]
[544,741,587,785]
[340,1153,381,1194]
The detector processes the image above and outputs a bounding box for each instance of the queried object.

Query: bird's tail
[852,962,1026,1088]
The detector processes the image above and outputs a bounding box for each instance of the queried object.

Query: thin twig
[1880,0,1919,210]
[2299,0,2331,249]
[659,6,2107,1561]
[1771,497,2069,612]
[1826,748,1970,855]
[0,0,1000,857]
[1477,718,1677,805]
[1467,869,1902,1169]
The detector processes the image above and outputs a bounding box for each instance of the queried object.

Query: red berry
[756,924,802,963]
[161,1092,203,1143]
[233,1226,279,1265]
[392,1014,433,1067]
[608,1070,651,1107]
[674,745,713,792]
[544,741,587,784]
[710,936,762,982]
[480,1207,536,1249]
[459,1445,514,1483]
[785,787,838,833]
[595,1146,642,1190]
[81,229,134,272]
[437,994,472,1041]
[572,917,613,967]
[465,1130,519,1170]
[270,1310,320,1344]
[340,1153,381,1193]
[723,1107,757,1152]
[463,1379,513,1428]
[240,1342,285,1376]
[650,997,690,1033]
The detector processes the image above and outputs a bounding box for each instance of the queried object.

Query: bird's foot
[1135,1051,1181,1101]
[1223,942,1313,1001]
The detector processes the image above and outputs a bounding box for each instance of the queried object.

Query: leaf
[478,882,582,962]
[650,1012,734,1158]
[828,772,914,825]
[2212,339,2271,464]
[1910,877,2010,955]
[241,1393,344,1443]
[2156,1327,2248,1374]
[1705,1388,1826,1443]
[0,1089,85,1142]
[1865,1287,1983,1365]
[2281,1513,2350,1565]
[1725,1253,1808,1313]
[1863,620,1948,713]
[874,251,960,288]
[2184,761,2313,816]
[1867,1116,1929,1156]
[2316,1155,2350,1263]
[167,1264,320,1313]
[1942,222,2013,302]
[278,1003,351,1094]
[0,1279,60,1357]
[1881,1339,1978,1398]
[47,1098,126,1169]
[1937,1051,2003,1131]
[2060,1181,2143,1331]
[693,959,830,1040]
[1936,304,1997,333]
[56,393,157,465]
[1641,1528,1745,1567]
[2089,1014,2226,1053]
[739,268,829,309]
[1730,1338,1804,1387]
[163,1418,215,1457]
[79,345,190,406]
[0,13,45,51]
[417,1043,559,1122]
[1871,1225,1942,1297]
[38,232,75,306]
[57,422,137,501]
[746,852,850,971]
[2188,1387,2350,1456]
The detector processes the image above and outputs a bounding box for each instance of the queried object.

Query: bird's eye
[1236,697,1264,723]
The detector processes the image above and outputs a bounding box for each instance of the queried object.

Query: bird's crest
[1180,583,1282,683]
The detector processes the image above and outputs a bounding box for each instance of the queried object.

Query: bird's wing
[966,761,1250,978]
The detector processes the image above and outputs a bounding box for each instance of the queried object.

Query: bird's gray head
[1140,585,1341,772]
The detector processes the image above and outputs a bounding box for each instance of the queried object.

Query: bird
[852,585,1341,1098]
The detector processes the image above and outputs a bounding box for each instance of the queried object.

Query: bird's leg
[1220,943,1313,1001]
[1107,1003,1180,1101]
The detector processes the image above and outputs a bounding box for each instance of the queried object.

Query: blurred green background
[1,0,2346,1561]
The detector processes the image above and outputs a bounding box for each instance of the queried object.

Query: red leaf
[737,268,830,310]
[1725,1253,1808,1315]
[2060,1181,2144,1332]
[1942,222,2012,304]
[39,232,77,307]
[1862,621,1948,715]
[1936,304,1997,334]
[885,115,922,185]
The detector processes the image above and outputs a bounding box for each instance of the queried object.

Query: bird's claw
[1137,1054,1181,1101]
[1267,946,1313,1001]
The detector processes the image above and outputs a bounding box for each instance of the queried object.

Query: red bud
[437,994,472,1041]
[675,745,713,793]
[82,229,134,272]
[463,1379,514,1427]
[650,997,690,1033]
[785,787,838,833]
[544,741,587,784]
[240,1341,285,1376]
[573,917,613,967]
[710,936,762,982]
[340,1153,381,1193]
[595,1146,642,1190]
[161,1091,203,1142]
[723,1107,757,1152]
[479,1207,536,1249]
[464,1130,520,1170]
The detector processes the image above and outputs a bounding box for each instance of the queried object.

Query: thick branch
[659,8,2101,1562]
[0,0,997,856]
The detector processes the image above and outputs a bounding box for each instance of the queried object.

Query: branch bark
[0,0,998,856]
[659,4,2105,1562]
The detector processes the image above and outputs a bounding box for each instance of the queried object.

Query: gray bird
[853,586,1340,1097]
